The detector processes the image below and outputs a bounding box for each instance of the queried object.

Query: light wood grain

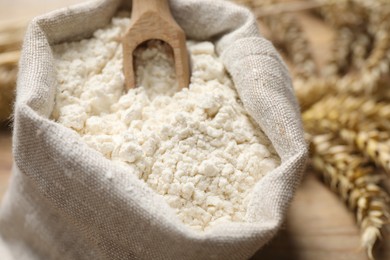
[253,173,370,260]
[123,0,190,90]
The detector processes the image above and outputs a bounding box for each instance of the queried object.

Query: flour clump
[52,15,280,231]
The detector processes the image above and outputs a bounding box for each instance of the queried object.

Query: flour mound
[52,16,280,231]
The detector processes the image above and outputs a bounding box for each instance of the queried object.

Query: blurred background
[0,0,389,259]
[0,0,84,222]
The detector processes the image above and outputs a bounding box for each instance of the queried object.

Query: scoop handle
[131,0,172,21]
[123,0,190,90]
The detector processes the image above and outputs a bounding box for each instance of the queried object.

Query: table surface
[0,1,389,259]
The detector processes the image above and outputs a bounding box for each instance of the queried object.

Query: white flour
[52,16,280,231]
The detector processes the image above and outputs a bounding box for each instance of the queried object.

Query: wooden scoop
[123,0,190,90]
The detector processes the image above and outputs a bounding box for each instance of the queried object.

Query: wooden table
[0,126,12,199]
[0,1,389,259]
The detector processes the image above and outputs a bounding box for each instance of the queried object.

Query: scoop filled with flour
[52,15,280,231]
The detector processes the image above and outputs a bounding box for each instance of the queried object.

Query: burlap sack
[0,0,308,259]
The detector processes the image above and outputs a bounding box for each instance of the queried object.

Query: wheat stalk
[350,31,372,70]
[304,95,390,129]
[261,13,317,80]
[314,0,367,28]
[233,1,390,257]
[304,95,390,173]
[340,130,390,174]
[293,77,336,111]
[309,133,390,259]
[253,0,327,17]
[323,26,372,77]
[315,0,390,94]
[337,23,390,94]
[322,26,354,77]
[243,0,326,111]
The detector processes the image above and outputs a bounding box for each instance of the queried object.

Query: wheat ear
[309,133,390,259]
[304,95,390,173]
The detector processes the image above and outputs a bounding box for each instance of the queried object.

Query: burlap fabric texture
[0,0,308,259]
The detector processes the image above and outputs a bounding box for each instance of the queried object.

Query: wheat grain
[309,133,390,259]
[351,32,372,70]
[340,130,390,174]
[242,0,317,80]
[294,77,336,111]
[316,0,390,94]
[314,0,368,28]
[262,14,317,80]
[322,26,354,77]
[241,0,390,257]
[304,95,389,129]
[304,96,390,173]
